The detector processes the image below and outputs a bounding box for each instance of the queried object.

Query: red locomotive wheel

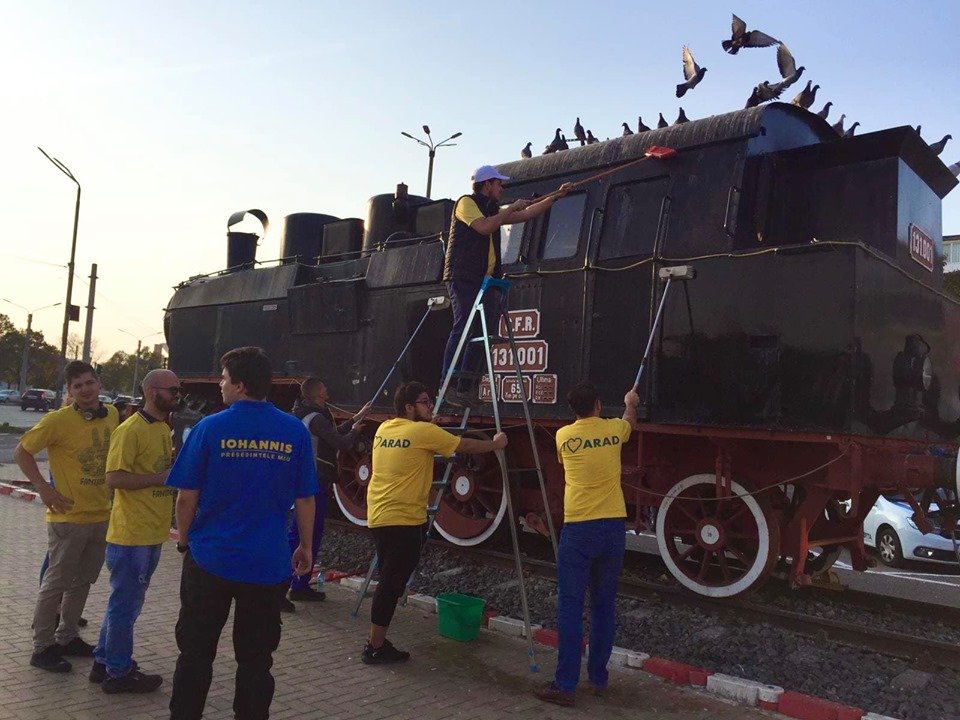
[433,445,508,547]
[656,474,780,598]
[333,450,372,526]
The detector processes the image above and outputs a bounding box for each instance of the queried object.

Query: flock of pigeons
[520,13,956,175]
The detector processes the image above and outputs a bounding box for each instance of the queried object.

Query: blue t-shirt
[167,400,320,584]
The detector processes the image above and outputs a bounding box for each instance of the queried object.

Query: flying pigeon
[745,80,787,108]
[676,45,707,98]
[844,122,860,138]
[791,81,819,110]
[637,116,651,132]
[929,134,952,156]
[622,122,634,136]
[816,101,832,120]
[657,113,668,129]
[948,160,959,177]
[831,114,846,136]
[573,118,586,146]
[521,142,532,159]
[586,130,599,144]
[776,43,805,90]
[722,13,779,54]
[675,107,690,125]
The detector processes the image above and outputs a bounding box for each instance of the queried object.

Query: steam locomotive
[165,102,960,597]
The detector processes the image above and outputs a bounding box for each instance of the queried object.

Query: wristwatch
[176,541,188,554]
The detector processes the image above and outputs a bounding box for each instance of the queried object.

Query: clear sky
[2,1,957,360]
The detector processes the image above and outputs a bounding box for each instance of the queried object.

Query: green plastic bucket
[436,593,486,641]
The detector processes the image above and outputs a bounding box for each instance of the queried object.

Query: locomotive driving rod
[633,265,695,389]
[532,145,677,205]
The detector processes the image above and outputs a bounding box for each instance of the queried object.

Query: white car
[0,389,21,404]
[863,492,960,567]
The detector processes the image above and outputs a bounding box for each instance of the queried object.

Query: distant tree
[98,347,164,395]
[0,313,60,389]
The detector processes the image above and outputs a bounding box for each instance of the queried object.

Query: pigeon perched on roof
[776,43,805,90]
[521,142,532,159]
[676,46,707,98]
[831,114,846,136]
[722,14,779,54]
[844,122,860,138]
[622,122,634,136]
[915,125,922,138]
[573,118,586,147]
[586,130,599,144]
[542,144,556,155]
[545,128,569,153]
[816,101,832,120]
[637,116,651,132]
[948,160,959,177]
[559,134,570,150]
[675,108,690,125]
[657,113,668,129]
[745,80,787,108]
[929,134,952,156]
[791,81,819,110]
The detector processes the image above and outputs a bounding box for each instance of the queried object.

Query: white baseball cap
[471,165,510,183]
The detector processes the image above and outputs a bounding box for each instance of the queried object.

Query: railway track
[326,518,960,672]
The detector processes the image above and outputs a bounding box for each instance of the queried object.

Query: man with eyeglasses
[361,381,507,664]
[89,369,180,693]
[440,165,570,404]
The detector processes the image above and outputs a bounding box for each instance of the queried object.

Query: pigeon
[791,81,819,110]
[844,122,860,138]
[722,13,779,54]
[586,130,599,144]
[546,128,569,153]
[676,45,707,98]
[521,142,532,159]
[559,134,570,150]
[816,101,832,120]
[573,118,586,146]
[745,80,787,108]
[621,122,634,136]
[929,134,952,156]
[657,113,668,129]
[637,115,651,132]
[675,107,690,125]
[776,43,805,90]
[831,114,846,136]
[948,160,959,177]
[542,144,556,155]
[915,125,922,138]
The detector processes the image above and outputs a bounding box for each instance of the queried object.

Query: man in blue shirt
[166,347,319,720]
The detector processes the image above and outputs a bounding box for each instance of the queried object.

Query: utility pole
[1,300,61,394]
[82,263,98,364]
[132,339,142,397]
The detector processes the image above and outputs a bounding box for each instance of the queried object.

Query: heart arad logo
[373,436,383,448]
[565,437,583,454]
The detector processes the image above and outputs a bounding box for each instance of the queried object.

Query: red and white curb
[334,578,895,720]
[0,482,39,501]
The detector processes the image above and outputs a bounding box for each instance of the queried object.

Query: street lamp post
[119,330,163,397]
[400,125,462,199]
[2,300,61,393]
[38,147,81,403]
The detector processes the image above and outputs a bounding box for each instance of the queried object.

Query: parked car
[0,389,22,405]
[21,389,56,412]
[863,491,960,567]
[98,394,112,404]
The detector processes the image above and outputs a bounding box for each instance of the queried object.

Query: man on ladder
[441,165,571,405]
[361,381,506,665]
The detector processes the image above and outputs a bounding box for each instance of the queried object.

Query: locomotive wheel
[433,437,508,547]
[656,474,780,598]
[333,450,372,527]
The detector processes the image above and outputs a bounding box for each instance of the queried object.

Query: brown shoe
[534,681,575,707]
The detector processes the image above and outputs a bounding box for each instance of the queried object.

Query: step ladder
[350,276,557,673]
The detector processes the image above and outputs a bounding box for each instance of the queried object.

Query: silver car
[863,492,960,567]
[0,389,21,405]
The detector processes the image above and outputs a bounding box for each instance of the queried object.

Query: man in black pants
[283,377,370,610]
[166,347,319,720]
[362,381,507,663]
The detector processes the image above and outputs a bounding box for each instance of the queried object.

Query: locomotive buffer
[351,276,557,672]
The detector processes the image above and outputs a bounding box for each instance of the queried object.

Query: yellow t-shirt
[555,417,632,523]
[19,404,119,524]
[455,196,496,275]
[367,418,460,528]
[105,412,175,546]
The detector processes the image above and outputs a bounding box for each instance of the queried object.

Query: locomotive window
[500,218,525,265]
[598,178,669,260]
[541,193,587,260]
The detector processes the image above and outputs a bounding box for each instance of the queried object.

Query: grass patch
[0,422,27,435]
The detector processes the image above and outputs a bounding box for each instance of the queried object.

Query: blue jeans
[94,543,162,677]
[441,279,503,385]
[288,476,329,591]
[554,519,625,693]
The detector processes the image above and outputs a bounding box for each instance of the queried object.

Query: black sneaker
[90,660,138,683]
[78,616,88,628]
[361,639,410,665]
[289,587,326,602]
[280,597,296,614]
[102,669,163,694]
[58,637,95,657]
[30,645,71,673]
